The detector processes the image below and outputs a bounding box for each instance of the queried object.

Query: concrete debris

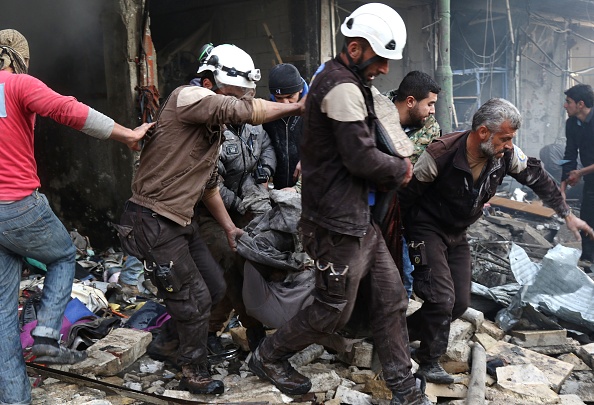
[22,200,594,404]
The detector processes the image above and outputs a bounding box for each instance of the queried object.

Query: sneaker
[179,363,224,395]
[390,385,432,405]
[416,362,454,384]
[32,344,87,365]
[248,347,311,395]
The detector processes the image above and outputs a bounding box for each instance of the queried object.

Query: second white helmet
[197,44,261,89]
[340,3,407,60]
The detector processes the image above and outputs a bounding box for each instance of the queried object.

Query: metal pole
[435,0,453,133]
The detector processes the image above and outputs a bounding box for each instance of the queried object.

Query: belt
[125,200,156,215]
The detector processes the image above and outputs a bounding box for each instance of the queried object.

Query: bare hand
[565,213,594,241]
[226,226,244,251]
[297,95,307,115]
[567,170,582,187]
[128,122,156,151]
[293,161,302,181]
[400,158,413,187]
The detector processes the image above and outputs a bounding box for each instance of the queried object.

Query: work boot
[146,331,180,368]
[179,363,225,395]
[32,344,87,365]
[248,347,311,395]
[390,385,432,405]
[416,362,454,384]
[246,325,267,352]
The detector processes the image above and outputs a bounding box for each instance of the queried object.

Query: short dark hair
[393,71,441,102]
[565,84,594,108]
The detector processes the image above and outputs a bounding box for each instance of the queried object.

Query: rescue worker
[117,44,303,395]
[249,4,431,404]
[399,98,594,384]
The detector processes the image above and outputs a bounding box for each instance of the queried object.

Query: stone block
[335,385,372,405]
[486,341,574,392]
[477,319,506,340]
[290,343,325,368]
[510,329,567,347]
[425,382,467,402]
[473,332,500,351]
[448,319,475,347]
[557,353,591,371]
[443,340,471,363]
[339,341,374,369]
[298,363,342,393]
[496,363,558,402]
[575,342,594,369]
[460,307,484,329]
[441,360,470,374]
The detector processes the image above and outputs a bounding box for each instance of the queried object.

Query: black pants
[258,220,416,392]
[581,182,594,261]
[120,201,226,366]
[406,222,471,364]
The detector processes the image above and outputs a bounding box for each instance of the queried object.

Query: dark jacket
[263,116,302,189]
[218,123,276,211]
[399,131,570,233]
[130,85,266,226]
[562,110,594,184]
[300,56,409,237]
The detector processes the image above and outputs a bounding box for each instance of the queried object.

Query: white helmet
[197,44,261,89]
[340,3,407,60]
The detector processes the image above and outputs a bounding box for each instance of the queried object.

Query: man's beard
[479,135,498,158]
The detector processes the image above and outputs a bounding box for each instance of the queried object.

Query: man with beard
[398,97,594,384]
[248,4,431,404]
[385,71,441,297]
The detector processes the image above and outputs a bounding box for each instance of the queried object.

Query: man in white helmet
[117,44,304,395]
[248,4,430,404]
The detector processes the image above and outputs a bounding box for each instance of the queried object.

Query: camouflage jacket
[407,114,441,164]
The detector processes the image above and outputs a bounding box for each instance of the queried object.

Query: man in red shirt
[0,29,153,405]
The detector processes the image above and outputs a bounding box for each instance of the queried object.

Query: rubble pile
[21,195,594,404]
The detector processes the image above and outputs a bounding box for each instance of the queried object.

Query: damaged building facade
[3,0,593,248]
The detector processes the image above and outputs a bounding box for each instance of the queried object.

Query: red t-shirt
[0,70,89,200]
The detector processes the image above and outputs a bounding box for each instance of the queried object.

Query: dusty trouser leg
[367,223,417,392]
[134,213,225,395]
[250,222,371,395]
[406,224,470,383]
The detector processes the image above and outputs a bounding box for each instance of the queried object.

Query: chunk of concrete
[424,382,467,402]
[64,328,152,376]
[477,319,506,340]
[339,341,374,369]
[486,341,573,392]
[461,307,484,329]
[575,342,594,369]
[448,319,475,347]
[510,329,567,347]
[335,385,372,405]
[560,380,594,402]
[473,332,499,352]
[497,364,559,403]
[558,394,587,404]
[558,353,591,371]
[443,340,471,363]
[298,363,342,393]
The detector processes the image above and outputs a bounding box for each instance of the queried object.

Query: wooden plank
[488,196,556,218]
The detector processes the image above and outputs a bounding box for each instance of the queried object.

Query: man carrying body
[560,84,594,262]
[249,4,430,404]
[118,44,303,395]
[0,29,153,405]
[399,98,594,384]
